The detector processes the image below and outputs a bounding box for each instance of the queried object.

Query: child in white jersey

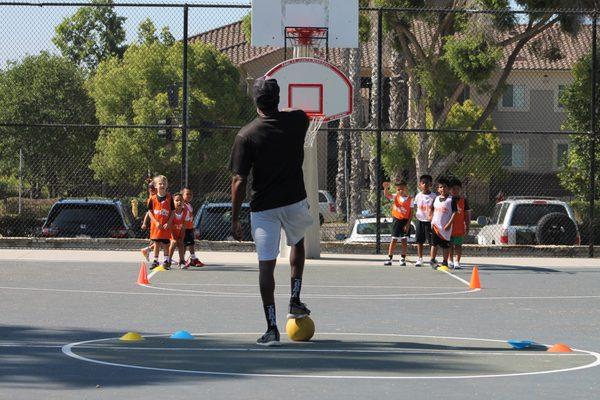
[383,179,413,266]
[413,174,436,266]
[428,177,458,269]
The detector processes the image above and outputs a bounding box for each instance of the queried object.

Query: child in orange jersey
[182,188,204,268]
[448,178,471,270]
[169,193,189,269]
[140,179,157,261]
[147,175,175,270]
[383,179,413,266]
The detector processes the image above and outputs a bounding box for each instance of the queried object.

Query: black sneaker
[256,327,280,346]
[430,259,439,270]
[399,258,407,266]
[384,259,393,266]
[150,261,160,270]
[162,261,171,271]
[287,299,311,319]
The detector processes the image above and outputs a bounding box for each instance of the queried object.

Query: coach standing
[230,77,312,346]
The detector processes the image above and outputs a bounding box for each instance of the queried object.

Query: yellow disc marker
[285,316,315,342]
[437,265,450,272]
[119,332,144,341]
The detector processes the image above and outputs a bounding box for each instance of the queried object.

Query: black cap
[253,77,280,111]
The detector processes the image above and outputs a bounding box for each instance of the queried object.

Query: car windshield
[357,222,392,235]
[510,204,567,226]
[50,205,122,226]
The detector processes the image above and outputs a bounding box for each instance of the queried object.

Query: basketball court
[1,249,600,399]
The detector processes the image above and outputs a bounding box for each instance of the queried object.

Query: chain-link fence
[0,2,598,256]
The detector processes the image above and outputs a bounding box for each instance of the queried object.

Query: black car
[194,202,252,241]
[41,199,136,238]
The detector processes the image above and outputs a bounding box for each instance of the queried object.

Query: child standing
[140,179,157,261]
[169,193,188,269]
[429,177,458,269]
[147,175,175,270]
[182,188,204,268]
[413,174,436,267]
[383,179,413,266]
[448,178,471,270]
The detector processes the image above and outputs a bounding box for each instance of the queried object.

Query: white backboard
[251,0,359,48]
[265,57,352,122]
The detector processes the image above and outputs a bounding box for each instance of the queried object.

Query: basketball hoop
[285,27,328,47]
[304,115,325,148]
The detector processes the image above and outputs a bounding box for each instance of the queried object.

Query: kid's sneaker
[430,259,439,270]
[189,258,205,267]
[384,259,393,266]
[399,258,407,266]
[179,261,188,270]
[150,260,160,270]
[453,262,462,270]
[162,261,171,271]
[448,261,454,269]
[415,258,423,267]
[256,327,280,347]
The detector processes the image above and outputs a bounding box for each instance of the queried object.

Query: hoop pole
[375,9,383,255]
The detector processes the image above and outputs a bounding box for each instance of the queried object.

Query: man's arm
[231,174,247,241]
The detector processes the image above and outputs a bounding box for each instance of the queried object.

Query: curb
[0,238,594,257]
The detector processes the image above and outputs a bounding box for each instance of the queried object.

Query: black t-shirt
[230,110,309,212]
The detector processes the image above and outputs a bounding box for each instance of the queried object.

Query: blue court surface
[1,250,599,399]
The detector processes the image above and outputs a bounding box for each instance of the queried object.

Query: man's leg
[288,239,311,318]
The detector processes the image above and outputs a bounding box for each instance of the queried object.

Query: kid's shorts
[391,218,410,240]
[184,229,195,246]
[415,220,432,244]
[451,236,464,245]
[432,232,450,249]
[151,239,170,245]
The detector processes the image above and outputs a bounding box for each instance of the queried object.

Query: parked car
[194,202,252,241]
[476,197,580,245]
[41,198,136,238]
[342,217,416,244]
[318,190,339,224]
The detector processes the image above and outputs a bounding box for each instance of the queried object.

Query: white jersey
[431,196,454,241]
[184,202,194,228]
[414,192,436,222]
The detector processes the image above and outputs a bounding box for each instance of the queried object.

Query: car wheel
[535,212,577,245]
[319,214,324,226]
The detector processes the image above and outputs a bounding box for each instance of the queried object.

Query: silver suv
[476,197,580,245]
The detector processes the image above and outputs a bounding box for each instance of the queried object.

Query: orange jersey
[149,193,173,240]
[171,208,188,240]
[389,194,413,220]
[184,202,194,229]
[451,197,469,237]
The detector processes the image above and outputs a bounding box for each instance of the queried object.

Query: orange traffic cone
[469,266,481,289]
[137,262,150,285]
[548,343,573,353]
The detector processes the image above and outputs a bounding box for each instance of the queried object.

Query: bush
[0,197,57,219]
[570,200,600,245]
[0,214,42,237]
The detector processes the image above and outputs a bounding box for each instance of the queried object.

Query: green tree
[0,52,97,197]
[53,0,126,70]
[87,27,253,192]
[558,52,600,201]
[374,0,590,178]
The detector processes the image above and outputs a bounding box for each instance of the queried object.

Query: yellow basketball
[285,316,315,342]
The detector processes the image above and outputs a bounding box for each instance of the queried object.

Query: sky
[0,0,523,68]
[0,1,252,67]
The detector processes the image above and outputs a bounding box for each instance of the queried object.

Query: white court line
[2,285,600,300]
[61,332,600,380]
[157,283,462,289]
[438,269,473,287]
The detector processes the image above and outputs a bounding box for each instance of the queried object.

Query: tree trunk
[409,76,430,179]
[335,118,349,217]
[367,3,380,204]
[349,47,364,220]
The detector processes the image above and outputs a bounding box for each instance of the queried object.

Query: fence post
[589,12,597,258]
[182,4,189,188]
[375,8,383,255]
[18,148,23,215]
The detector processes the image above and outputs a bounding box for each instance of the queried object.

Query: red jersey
[171,207,188,240]
[149,193,173,240]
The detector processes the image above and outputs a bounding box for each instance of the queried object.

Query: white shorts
[251,199,313,261]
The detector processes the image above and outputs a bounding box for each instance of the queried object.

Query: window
[556,142,569,168]
[557,85,566,109]
[502,84,526,108]
[510,204,567,226]
[501,143,526,168]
